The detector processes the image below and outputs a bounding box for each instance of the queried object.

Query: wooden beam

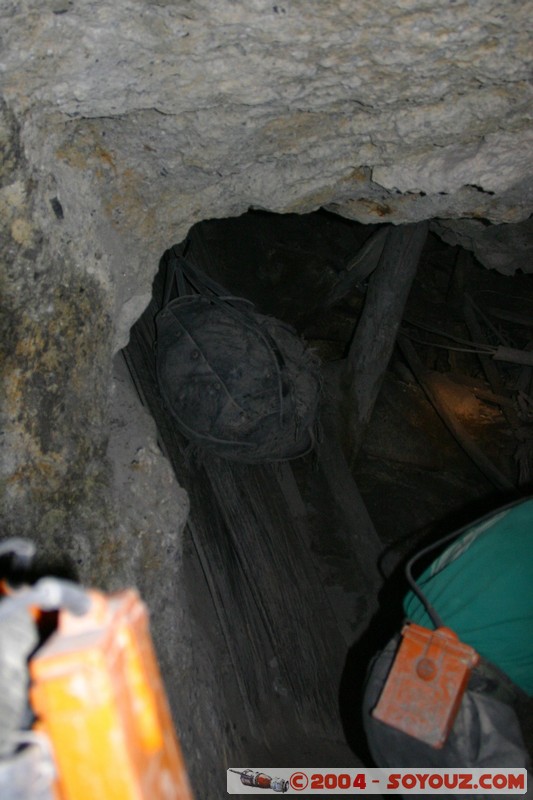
[493,346,533,368]
[321,226,390,310]
[398,336,515,491]
[463,292,505,393]
[342,221,429,469]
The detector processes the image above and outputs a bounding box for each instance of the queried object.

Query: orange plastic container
[372,623,479,748]
[29,589,193,800]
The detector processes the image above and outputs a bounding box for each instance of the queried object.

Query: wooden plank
[446,375,517,410]
[321,226,390,310]
[274,454,382,647]
[343,222,429,468]
[463,293,505,393]
[398,336,515,491]
[202,456,343,734]
[485,308,533,328]
[463,288,527,485]
[321,364,383,593]
[493,346,533,368]
[445,245,464,306]
[465,292,511,347]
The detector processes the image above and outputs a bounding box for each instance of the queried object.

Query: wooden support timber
[342,221,429,469]
[321,226,390,311]
[398,336,515,491]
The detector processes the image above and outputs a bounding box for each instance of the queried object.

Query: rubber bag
[155,252,321,463]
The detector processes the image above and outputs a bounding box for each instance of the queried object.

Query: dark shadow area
[339,559,406,765]
[338,485,523,765]
[0,550,80,587]
[122,207,532,794]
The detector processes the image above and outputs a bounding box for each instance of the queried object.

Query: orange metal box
[372,623,479,748]
[30,589,193,800]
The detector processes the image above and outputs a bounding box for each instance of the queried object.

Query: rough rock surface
[2,1,532,346]
[1,1,532,793]
[105,354,189,598]
[1,98,114,571]
[433,217,533,275]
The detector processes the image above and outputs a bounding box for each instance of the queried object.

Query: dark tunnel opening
[122,207,533,776]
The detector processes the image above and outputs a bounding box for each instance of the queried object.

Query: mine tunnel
[119,208,533,789]
[2,2,533,797]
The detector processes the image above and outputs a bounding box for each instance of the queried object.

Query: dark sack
[156,252,321,463]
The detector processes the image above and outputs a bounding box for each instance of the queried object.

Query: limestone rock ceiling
[1,0,532,230]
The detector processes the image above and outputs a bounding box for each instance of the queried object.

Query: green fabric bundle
[404,498,533,695]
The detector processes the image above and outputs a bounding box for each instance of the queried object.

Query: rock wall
[1,1,532,791]
[2,1,532,347]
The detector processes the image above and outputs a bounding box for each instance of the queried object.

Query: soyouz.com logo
[227,768,527,794]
